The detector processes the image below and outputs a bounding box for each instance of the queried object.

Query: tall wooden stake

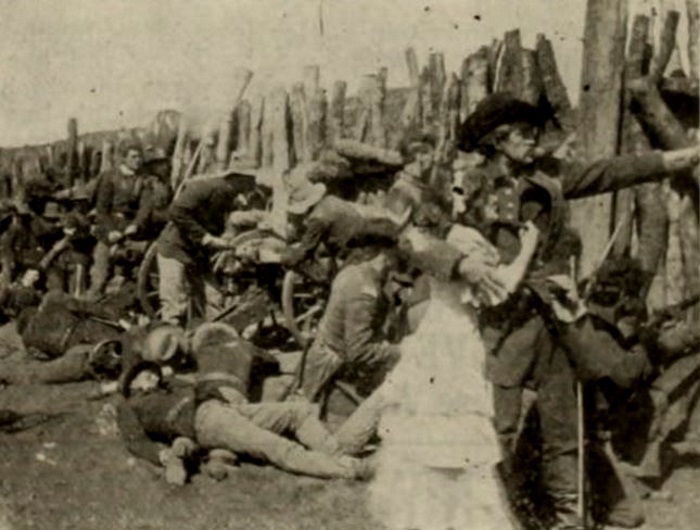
[570,0,628,279]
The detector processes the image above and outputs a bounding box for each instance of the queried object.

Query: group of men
[1,92,699,530]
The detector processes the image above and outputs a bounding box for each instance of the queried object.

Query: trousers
[194,400,361,479]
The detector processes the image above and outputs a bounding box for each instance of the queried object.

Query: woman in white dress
[367,221,539,530]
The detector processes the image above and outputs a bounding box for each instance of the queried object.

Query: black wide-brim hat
[458,93,545,152]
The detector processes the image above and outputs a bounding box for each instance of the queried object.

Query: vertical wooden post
[67,118,79,188]
[419,66,436,132]
[400,47,422,134]
[170,118,188,189]
[570,0,628,279]
[327,80,347,145]
[236,100,251,155]
[100,140,114,173]
[366,73,387,147]
[89,147,102,181]
[613,14,652,260]
[487,39,503,92]
[428,53,446,119]
[307,87,328,159]
[267,86,292,237]
[261,94,275,169]
[536,34,572,123]
[649,10,681,84]
[496,30,525,97]
[629,77,700,316]
[520,49,544,106]
[289,83,308,164]
[215,111,234,171]
[688,0,700,79]
[460,46,490,123]
[249,95,264,168]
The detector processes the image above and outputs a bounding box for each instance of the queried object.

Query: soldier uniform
[299,258,400,402]
[88,164,154,298]
[456,94,685,529]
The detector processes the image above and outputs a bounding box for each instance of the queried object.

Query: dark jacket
[461,152,667,271]
[94,166,153,242]
[157,174,256,265]
[282,195,363,266]
[116,386,197,465]
[314,261,396,364]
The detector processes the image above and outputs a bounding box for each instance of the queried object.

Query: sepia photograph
[0,1,699,528]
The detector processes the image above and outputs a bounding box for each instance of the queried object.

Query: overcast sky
[0,0,691,147]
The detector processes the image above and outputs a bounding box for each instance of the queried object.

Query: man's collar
[119,164,136,177]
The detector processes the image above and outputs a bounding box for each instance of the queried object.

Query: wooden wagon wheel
[281,269,330,348]
[137,242,160,319]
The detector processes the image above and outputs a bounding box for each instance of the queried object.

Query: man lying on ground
[116,360,372,482]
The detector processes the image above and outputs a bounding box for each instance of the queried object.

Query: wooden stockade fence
[0,2,698,312]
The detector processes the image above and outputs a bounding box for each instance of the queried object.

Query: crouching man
[117,352,371,482]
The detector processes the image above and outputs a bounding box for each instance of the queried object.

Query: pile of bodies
[1,93,700,530]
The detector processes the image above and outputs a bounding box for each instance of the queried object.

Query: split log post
[520,48,544,106]
[628,77,700,316]
[289,83,308,164]
[261,94,275,169]
[570,0,628,280]
[89,148,102,181]
[613,14,652,260]
[431,72,461,191]
[67,118,79,188]
[649,10,681,84]
[487,38,503,92]
[215,111,234,171]
[399,47,422,135]
[460,46,490,123]
[170,118,188,189]
[232,100,252,165]
[307,87,328,159]
[624,15,670,309]
[366,73,387,147]
[100,140,114,173]
[249,95,264,168]
[419,66,436,133]
[267,86,292,237]
[688,0,699,79]
[428,53,447,121]
[536,34,572,126]
[496,30,525,98]
[327,80,347,146]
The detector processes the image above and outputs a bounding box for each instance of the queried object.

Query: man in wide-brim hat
[280,167,364,268]
[452,92,699,529]
[155,167,261,326]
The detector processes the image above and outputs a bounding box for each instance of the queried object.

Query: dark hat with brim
[142,147,169,165]
[458,93,544,152]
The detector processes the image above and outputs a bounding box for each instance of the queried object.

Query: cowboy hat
[190,322,240,354]
[286,178,327,215]
[458,93,545,152]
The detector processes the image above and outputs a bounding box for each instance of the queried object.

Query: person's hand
[518,221,540,253]
[107,230,123,244]
[457,255,509,305]
[123,224,138,237]
[546,274,586,322]
[201,233,231,250]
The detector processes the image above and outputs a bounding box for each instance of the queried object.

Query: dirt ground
[1,323,699,530]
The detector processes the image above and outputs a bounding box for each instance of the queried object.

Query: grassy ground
[0,323,699,530]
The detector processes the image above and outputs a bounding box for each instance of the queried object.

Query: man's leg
[536,347,581,530]
[157,253,189,326]
[87,241,111,299]
[236,401,340,454]
[0,346,90,385]
[194,400,362,479]
[297,342,344,402]
[333,387,387,455]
